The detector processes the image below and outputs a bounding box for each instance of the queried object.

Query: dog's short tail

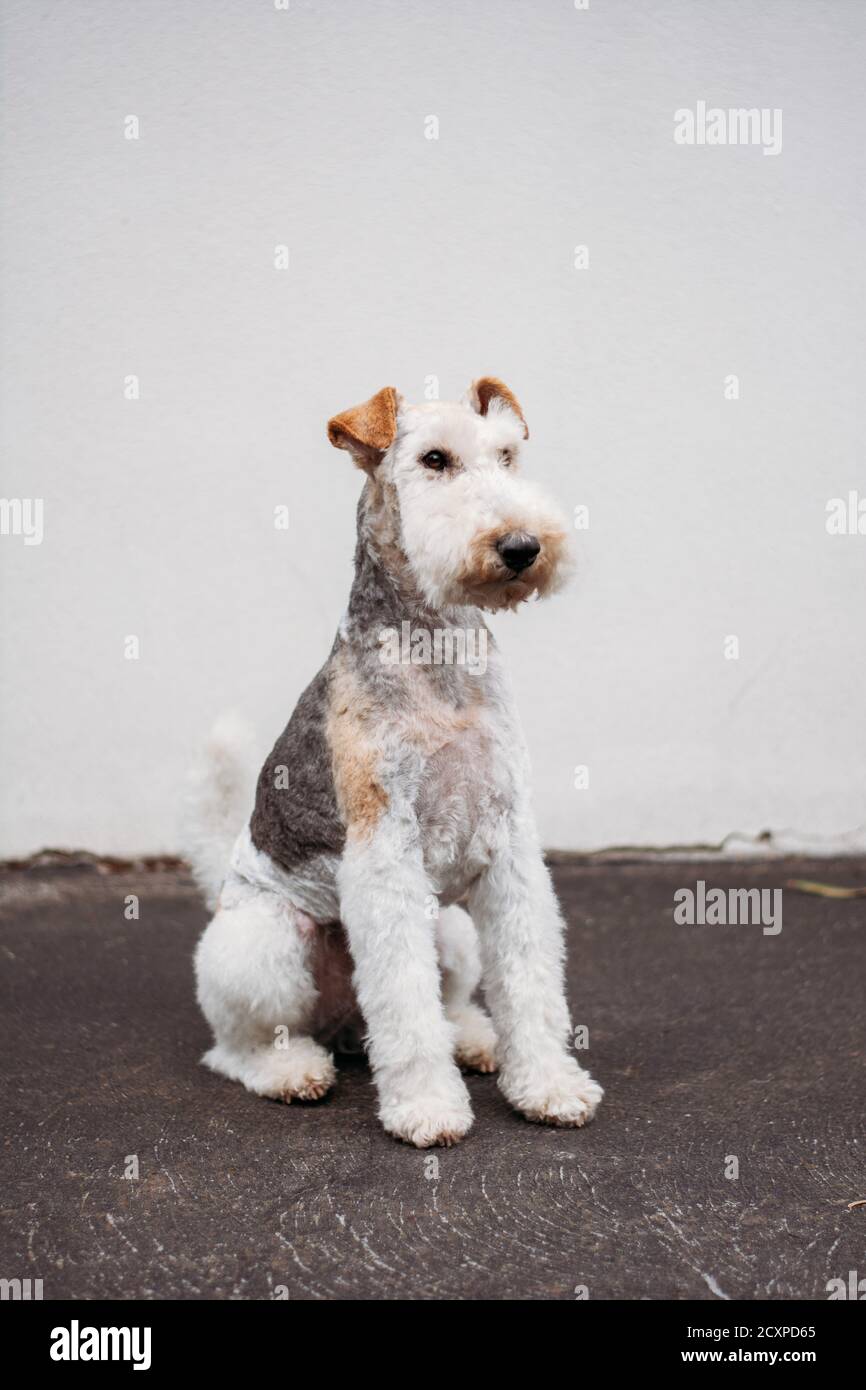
[182,712,256,911]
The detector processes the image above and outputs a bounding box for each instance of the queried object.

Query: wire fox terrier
[187,378,602,1148]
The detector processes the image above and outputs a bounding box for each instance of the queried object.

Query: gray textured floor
[0,857,863,1300]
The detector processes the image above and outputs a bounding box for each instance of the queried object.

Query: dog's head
[327,378,570,612]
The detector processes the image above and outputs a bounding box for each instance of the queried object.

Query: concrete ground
[0,856,863,1301]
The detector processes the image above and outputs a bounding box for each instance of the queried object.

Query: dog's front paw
[502,1058,603,1129]
[380,1088,474,1148]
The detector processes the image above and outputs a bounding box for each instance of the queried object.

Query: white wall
[2,0,864,857]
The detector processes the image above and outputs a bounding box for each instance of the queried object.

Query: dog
[187,378,602,1147]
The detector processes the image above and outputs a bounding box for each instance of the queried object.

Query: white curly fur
[181,711,256,911]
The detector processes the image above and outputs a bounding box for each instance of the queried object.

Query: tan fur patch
[468,377,529,440]
[327,386,398,471]
[326,654,389,838]
[457,520,568,611]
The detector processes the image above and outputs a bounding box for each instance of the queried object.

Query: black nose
[496,532,541,573]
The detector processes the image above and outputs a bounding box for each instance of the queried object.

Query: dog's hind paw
[272,1047,337,1104]
[203,1038,337,1104]
[452,1004,498,1073]
[282,1069,335,1103]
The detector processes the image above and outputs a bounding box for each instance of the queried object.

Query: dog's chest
[397,678,517,900]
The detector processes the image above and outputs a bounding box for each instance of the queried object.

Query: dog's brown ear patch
[467,377,529,440]
[327,387,399,469]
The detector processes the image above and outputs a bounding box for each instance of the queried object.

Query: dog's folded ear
[465,377,529,440]
[327,387,399,470]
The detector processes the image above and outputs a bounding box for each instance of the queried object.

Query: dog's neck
[338,481,493,704]
[346,480,463,633]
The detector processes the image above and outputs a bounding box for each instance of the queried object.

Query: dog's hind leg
[195,888,336,1102]
[437,905,498,1074]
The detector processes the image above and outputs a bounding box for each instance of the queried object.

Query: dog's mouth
[457,569,544,612]
[450,524,568,611]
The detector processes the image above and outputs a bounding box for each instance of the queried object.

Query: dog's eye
[500,449,514,467]
[421,450,450,472]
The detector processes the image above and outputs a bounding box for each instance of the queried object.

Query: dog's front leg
[468,811,603,1128]
[338,825,473,1148]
